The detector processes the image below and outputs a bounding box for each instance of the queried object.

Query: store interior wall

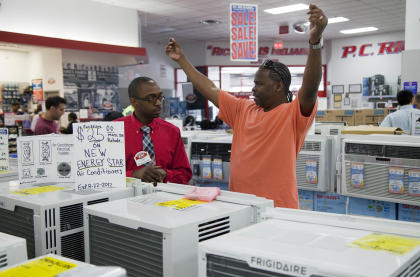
[327,31,404,108]
[0,0,139,47]
[0,49,29,82]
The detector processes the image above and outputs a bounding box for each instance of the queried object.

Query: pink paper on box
[185,187,220,202]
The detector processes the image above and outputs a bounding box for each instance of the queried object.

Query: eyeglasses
[132,94,165,104]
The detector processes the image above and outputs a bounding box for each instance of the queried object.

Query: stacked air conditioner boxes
[84,182,273,277]
[341,135,420,221]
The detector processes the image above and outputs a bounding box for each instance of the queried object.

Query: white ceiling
[90,0,406,43]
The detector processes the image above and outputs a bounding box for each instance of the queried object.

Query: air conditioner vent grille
[301,141,321,152]
[0,253,7,268]
[199,217,230,242]
[0,206,35,258]
[61,231,85,262]
[60,203,83,232]
[89,215,163,277]
[87,198,109,206]
[397,256,420,277]
[191,142,231,162]
[296,154,321,190]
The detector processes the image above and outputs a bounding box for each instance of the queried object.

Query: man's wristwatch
[309,37,323,49]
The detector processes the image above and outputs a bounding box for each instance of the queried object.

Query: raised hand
[165,37,184,61]
[307,4,328,44]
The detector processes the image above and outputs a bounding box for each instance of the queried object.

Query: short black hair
[397,90,413,106]
[128,76,156,98]
[46,96,66,110]
[68,112,77,121]
[104,111,123,121]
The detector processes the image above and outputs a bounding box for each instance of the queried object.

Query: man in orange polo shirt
[166,4,327,208]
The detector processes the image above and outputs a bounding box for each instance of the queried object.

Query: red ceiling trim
[0,30,147,56]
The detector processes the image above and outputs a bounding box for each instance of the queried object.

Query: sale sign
[230,3,258,62]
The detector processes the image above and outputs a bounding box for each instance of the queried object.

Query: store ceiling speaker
[199,207,420,277]
[292,21,309,34]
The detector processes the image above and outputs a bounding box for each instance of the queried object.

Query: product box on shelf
[314,192,347,214]
[298,189,314,211]
[348,197,397,220]
[398,204,420,222]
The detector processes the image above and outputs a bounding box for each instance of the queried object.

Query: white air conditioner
[0,183,134,261]
[181,130,197,161]
[85,182,273,277]
[315,122,346,136]
[0,168,18,183]
[0,232,27,268]
[0,254,127,277]
[296,135,335,192]
[341,135,420,205]
[199,208,420,277]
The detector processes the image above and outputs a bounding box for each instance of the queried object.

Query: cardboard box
[298,189,314,211]
[398,204,420,222]
[341,126,403,135]
[315,110,335,122]
[314,192,347,214]
[348,197,397,220]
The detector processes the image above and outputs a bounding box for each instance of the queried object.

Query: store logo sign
[341,40,405,58]
[208,45,308,57]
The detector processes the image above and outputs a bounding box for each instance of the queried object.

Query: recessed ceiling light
[264,3,309,15]
[328,17,349,24]
[200,19,222,25]
[340,27,378,34]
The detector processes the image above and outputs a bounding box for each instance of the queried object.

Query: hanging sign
[230,3,258,61]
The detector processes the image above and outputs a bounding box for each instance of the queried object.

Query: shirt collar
[399,104,413,110]
[129,113,158,131]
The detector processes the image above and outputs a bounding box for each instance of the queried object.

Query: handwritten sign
[0,128,9,172]
[73,122,125,191]
[17,134,74,184]
[230,3,258,62]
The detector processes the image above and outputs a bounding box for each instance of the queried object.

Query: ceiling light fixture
[264,3,309,15]
[328,17,349,24]
[340,27,378,34]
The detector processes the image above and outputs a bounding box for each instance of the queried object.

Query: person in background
[103,111,123,121]
[166,4,327,208]
[413,94,420,110]
[34,96,66,135]
[380,90,414,134]
[61,112,78,134]
[11,103,24,115]
[115,77,192,184]
[30,104,43,132]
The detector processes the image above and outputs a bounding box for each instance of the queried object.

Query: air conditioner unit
[315,122,346,136]
[85,182,273,277]
[199,208,420,277]
[190,136,232,183]
[181,130,197,161]
[0,254,127,277]
[342,135,420,205]
[0,183,134,261]
[0,168,18,183]
[296,135,335,192]
[0,232,27,268]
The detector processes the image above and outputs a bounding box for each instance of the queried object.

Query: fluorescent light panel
[340,27,378,34]
[264,3,308,14]
[328,17,349,24]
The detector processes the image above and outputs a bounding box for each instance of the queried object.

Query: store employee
[166,4,328,208]
[115,77,192,184]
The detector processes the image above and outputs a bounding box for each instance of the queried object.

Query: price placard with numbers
[72,122,126,191]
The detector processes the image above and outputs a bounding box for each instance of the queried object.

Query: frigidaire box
[314,192,347,214]
[398,204,420,222]
[298,189,314,211]
[348,197,397,220]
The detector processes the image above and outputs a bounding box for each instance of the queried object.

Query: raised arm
[166,38,220,107]
[298,4,328,116]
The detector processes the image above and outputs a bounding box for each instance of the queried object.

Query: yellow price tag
[0,256,78,277]
[0,170,9,174]
[350,233,420,255]
[156,198,206,210]
[12,185,66,196]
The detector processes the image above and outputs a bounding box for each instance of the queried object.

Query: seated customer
[115,77,192,184]
[34,96,66,135]
[380,90,414,134]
